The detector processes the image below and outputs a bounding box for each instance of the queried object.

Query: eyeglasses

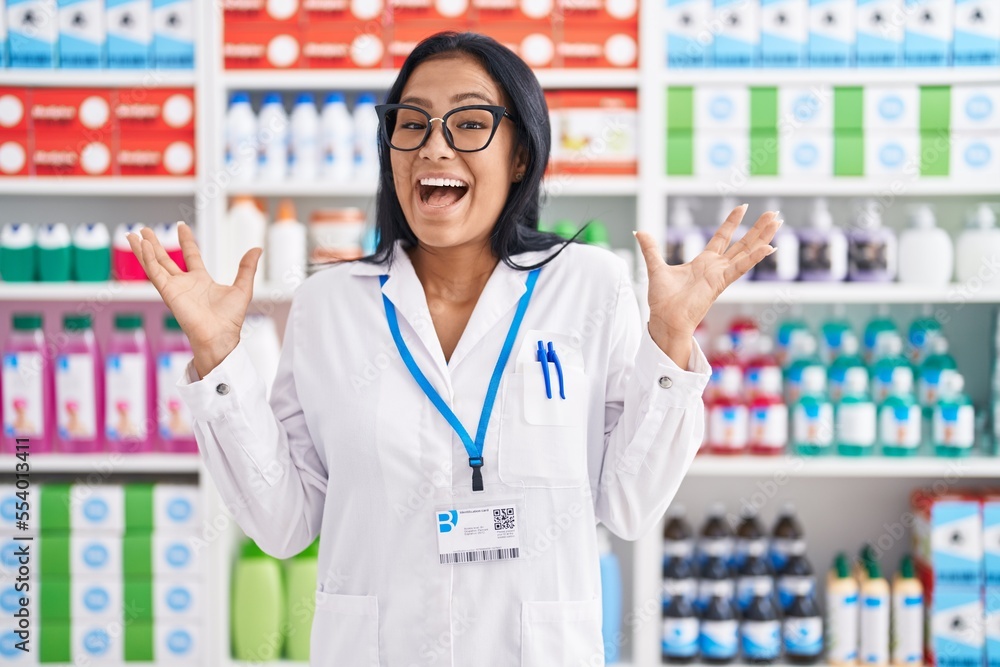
[375,104,514,153]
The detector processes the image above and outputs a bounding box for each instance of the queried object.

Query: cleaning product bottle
[231,539,286,661]
[785,333,825,405]
[747,366,787,456]
[706,372,748,456]
[664,504,696,562]
[584,220,611,249]
[956,203,1000,287]
[778,549,816,611]
[891,555,923,667]
[0,222,37,282]
[290,93,320,181]
[735,508,768,568]
[836,369,877,457]
[72,222,112,282]
[105,313,155,454]
[879,367,922,457]
[741,577,782,664]
[826,553,859,666]
[36,222,72,282]
[698,555,735,612]
[776,315,810,367]
[698,504,735,565]
[267,199,307,289]
[55,314,103,454]
[898,204,953,287]
[871,333,913,404]
[918,337,957,415]
[663,555,698,608]
[285,538,319,662]
[662,585,700,664]
[666,197,706,266]
[225,91,258,183]
[257,92,290,182]
[820,307,853,364]
[598,526,623,664]
[932,370,975,457]
[353,92,380,181]
[848,200,897,282]
[860,560,890,667]
[220,197,267,288]
[754,197,799,282]
[153,222,187,273]
[770,504,805,573]
[791,367,835,456]
[745,337,783,400]
[157,315,197,454]
[699,586,739,664]
[707,335,743,405]
[783,580,824,665]
[907,307,943,365]
[2,313,53,453]
[864,307,899,365]
[729,311,761,361]
[736,549,774,612]
[855,544,877,583]
[321,91,354,182]
[798,197,848,282]
[112,223,148,281]
[828,333,868,404]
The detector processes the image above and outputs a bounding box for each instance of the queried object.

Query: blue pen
[536,340,552,399]
[547,342,565,399]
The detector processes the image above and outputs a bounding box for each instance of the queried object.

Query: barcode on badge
[494,507,515,531]
[439,548,520,564]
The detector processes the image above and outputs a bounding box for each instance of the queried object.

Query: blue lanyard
[379,268,541,492]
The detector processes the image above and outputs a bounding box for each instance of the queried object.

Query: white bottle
[321,92,355,182]
[353,92,380,182]
[289,93,320,182]
[799,198,848,282]
[898,204,953,287]
[257,92,289,182]
[956,204,1000,288]
[754,197,800,282]
[665,198,705,266]
[220,197,267,288]
[225,92,258,183]
[267,199,307,290]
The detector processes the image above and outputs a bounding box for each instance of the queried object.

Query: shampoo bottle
[898,204,953,287]
[932,370,975,457]
[231,539,286,661]
[799,197,848,282]
[285,539,319,662]
[860,561,890,667]
[826,553,859,666]
[890,555,923,667]
[879,367,922,457]
[848,200,897,282]
[956,204,1000,287]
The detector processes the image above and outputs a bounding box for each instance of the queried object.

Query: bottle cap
[666,504,686,518]
[752,577,772,597]
[929,336,950,355]
[867,560,883,579]
[114,313,143,330]
[899,555,915,579]
[64,314,92,331]
[910,204,937,230]
[801,365,827,395]
[36,222,71,248]
[294,92,316,106]
[858,200,883,230]
[939,370,964,397]
[860,543,876,565]
[844,367,869,396]
[584,221,609,246]
[874,332,903,358]
[230,92,250,105]
[277,198,298,223]
[164,315,182,331]
[812,197,833,230]
[262,92,283,106]
[12,313,42,330]
[324,91,346,105]
[356,92,378,105]
[707,502,726,517]
[779,502,797,516]
[792,332,818,357]
[241,539,268,559]
[968,204,998,230]
[834,553,850,578]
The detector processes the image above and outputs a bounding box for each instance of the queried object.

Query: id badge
[435,500,523,565]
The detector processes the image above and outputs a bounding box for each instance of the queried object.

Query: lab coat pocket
[310,591,379,666]
[498,368,589,488]
[521,598,604,667]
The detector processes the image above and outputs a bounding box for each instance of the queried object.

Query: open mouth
[418,177,469,208]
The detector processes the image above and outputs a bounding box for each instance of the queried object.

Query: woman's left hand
[635,204,782,366]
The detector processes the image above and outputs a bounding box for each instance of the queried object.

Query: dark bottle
[740,579,782,665]
[699,594,739,664]
[782,580,824,665]
[662,593,699,664]
[778,552,816,610]
[770,502,805,572]
[663,556,697,607]
[699,502,734,565]
[736,553,774,611]
[734,506,767,568]
[698,556,734,611]
[664,504,695,562]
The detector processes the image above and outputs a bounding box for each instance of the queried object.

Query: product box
[988,587,1000,667]
[387,20,448,68]
[778,85,834,129]
[222,0,299,23]
[30,89,114,136]
[107,0,152,68]
[301,21,383,68]
[556,0,637,26]
[114,88,194,134]
[904,0,954,67]
[865,85,920,129]
[808,0,855,67]
[69,534,122,575]
[155,622,200,663]
[912,489,984,588]
[468,0,551,28]
[780,129,833,178]
[761,0,808,67]
[952,84,1000,131]
[0,133,30,176]
[666,0,712,67]
[951,132,1000,182]
[985,494,1000,587]
[152,533,200,575]
[389,0,469,22]
[69,485,125,533]
[33,132,113,176]
[0,88,29,132]
[548,90,637,174]
[72,618,125,663]
[694,129,749,179]
[8,0,58,67]
[300,0,383,23]
[152,485,200,533]
[71,576,122,620]
[117,134,195,176]
[953,0,1000,66]
[557,23,638,68]
[856,0,904,66]
[488,22,556,68]
[925,582,985,667]
[224,21,301,68]
[713,0,760,67]
[58,0,107,68]
[152,0,193,69]
[155,576,201,619]
[1,0,8,68]
[695,85,749,129]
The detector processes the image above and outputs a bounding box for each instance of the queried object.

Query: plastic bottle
[707,335,743,405]
[698,555,735,611]
[664,504,696,562]
[257,92,289,182]
[72,222,112,282]
[598,526,623,664]
[666,198,706,266]
[798,197,848,282]
[225,92,258,183]
[860,560,890,667]
[879,367,922,457]
[353,92,380,181]
[871,333,913,405]
[826,553,859,666]
[828,333,868,404]
[267,199,308,289]
[0,222,37,282]
[770,504,805,573]
[2,313,54,453]
[955,204,1000,288]
[907,308,943,365]
[898,204,953,287]
[735,507,769,568]
[290,93,320,181]
[662,586,700,664]
[747,368,787,456]
[745,337,783,400]
[112,223,148,281]
[736,551,774,612]
[740,577,782,664]
[836,369,877,457]
[706,374,748,456]
[220,197,267,288]
[782,578,824,665]
[918,337,957,415]
[36,222,72,282]
[699,586,739,664]
[55,314,104,454]
[584,220,611,249]
[105,313,155,453]
[698,504,734,565]
[932,371,975,457]
[778,551,816,611]
[891,555,923,667]
[754,198,799,282]
[791,366,835,456]
[157,315,197,454]
[820,308,853,364]
[729,312,760,361]
[776,316,810,367]
[785,333,826,405]
[284,538,319,661]
[321,92,354,182]
[855,544,877,583]
[155,222,187,272]
[663,555,698,608]
[863,308,899,365]
[231,539,286,661]
[848,200,897,282]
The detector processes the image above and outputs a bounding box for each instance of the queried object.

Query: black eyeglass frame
[375,103,515,153]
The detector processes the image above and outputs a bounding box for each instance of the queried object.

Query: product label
[663,577,697,602]
[826,589,860,663]
[861,592,891,663]
[749,403,788,450]
[663,538,695,560]
[793,402,834,448]
[105,353,148,441]
[666,0,712,67]
[872,365,912,403]
[829,366,869,403]
[836,401,877,447]
[2,352,44,438]
[698,578,735,607]
[662,617,699,657]
[157,352,193,440]
[770,538,805,571]
[933,404,976,449]
[849,236,890,274]
[699,537,734,560]
[700,619,739,658]
[784,617,823,655]
[778,575,816,609]
[879,403,921,448]
[708,365,742,401]
[761,0,809,67]
[919,368,943,406]
[56,353,97,440]
[746,366,783,397]
[708,404,748,450]
[857,0,905,66]
[892,592,924,665]
[787,363,826,404]
[742,620,782,660]
[737,575,774,609]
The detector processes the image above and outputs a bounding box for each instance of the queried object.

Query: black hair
[361,31,580,271]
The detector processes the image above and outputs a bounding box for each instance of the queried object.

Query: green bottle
[864,309,899,365]
[792,367,834,456]
[932,371,975,457]
[879,367,922,457]
[553,219,579,240]
[232,539,286,661]
[836,369,877,457]
[918,337,958,417]
[785,333,825,405]
[820,309,853,364]
[584,220,611,248]
[827,333,868,404]
[908,307,943,365]
[776,317,810,368]
[871,332,914,405]
[285,538,319,661]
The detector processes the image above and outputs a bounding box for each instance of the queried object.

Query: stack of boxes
[546,90,638,177]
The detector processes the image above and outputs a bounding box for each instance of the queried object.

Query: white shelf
[226,180,378,197]
[0,177,196,197]
[688,454,1000,478]
[0,281,297,302]
[663,67,1000,86]
[662,178,1000,198]
[0,69,197,87]
[715,282,1000,304]
[226,176,637,198]
[223,68,638,90]
[21,452,201,474]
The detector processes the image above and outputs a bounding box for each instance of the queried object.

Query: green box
[124,620,155,662]
[666,87,694,131]
[39,576,70,621]
[123,533,153,576]
[834,87,864,131]
[920,130,951,176]
[921,86,952,132]
[40,485,71,532]
[834,131,865,177]
[124,484,154,531]
[666,130,695,176]
[38,533,70,577]
[750,87,778,130]
[124,578,154,622]
[39,621,72,663]
[750,130,780,176]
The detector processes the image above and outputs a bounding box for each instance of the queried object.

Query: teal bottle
[791,369,834,456]
[820,312,853,364]
[918,337,958,417]
[879,368,922,457]
[836,370,877,457]
[863,310,899,365]
[908,308,943,365]
[827,333,868,404]
[776,318,810,368]
[870,332,913,405]
[932,371,975,457]
[785,334,825,406]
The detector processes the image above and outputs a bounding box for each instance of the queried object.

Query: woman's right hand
[127,223,261,378]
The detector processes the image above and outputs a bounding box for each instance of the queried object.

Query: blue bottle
[597,527,622,664]
[698,556,734,611]
[736,553,774,611]
[662,593,699,664]
[741,579,782,664]
[778,552,816,611]
[782,583,823,665]
[699,594,739,664]
[663,556,698,608]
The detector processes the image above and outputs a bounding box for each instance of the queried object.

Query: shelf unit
[22,453,201,475]
[662,67,1000,86]
[686,454,1000,478]
[0,70,198,87]
[660,178,1000,198]
[223,68,641,90]
[0,177,197,197]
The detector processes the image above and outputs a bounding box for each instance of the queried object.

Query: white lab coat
[176,240,710,667]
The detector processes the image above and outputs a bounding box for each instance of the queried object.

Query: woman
[129,32,779,667]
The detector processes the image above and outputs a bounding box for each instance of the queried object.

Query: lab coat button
[216,383,230,395]
[658,376,673,389]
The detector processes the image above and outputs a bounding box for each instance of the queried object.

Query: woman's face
[390,54,526,253]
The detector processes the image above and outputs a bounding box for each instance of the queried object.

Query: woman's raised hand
[127,223,261,377]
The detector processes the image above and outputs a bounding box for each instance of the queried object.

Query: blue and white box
[153,484,200,533]
[904,0,954,66]
[153,533,201,576]
[780,130,833,178]
[952,132,1000,182]
[72,617,124,664]
[155,576,201,619]
[987,588,1000,667]
[779,85,834,129]
[985,496,1000,587]
[667,0,712,67]
[952,85,1000,130]
[72,577,122,621]
[1,1,8,67]
[152,0,192,69]
[953,0,1000,66]
[808,0,855,66]
[70,485,124,533]
[58,0,105,68]
[857,0,904,66]
[106,0,150,68]
[156,623,200,663]
[695,85,750,128]
[761,0,808,66]
[695,130,750,178]
[914,497,984,588]
[864,85,920,129]
[70,534,122,576]
[713,0,760,67]
[8,0,58,68]
[930,586,984,667]
[867,129,920,176]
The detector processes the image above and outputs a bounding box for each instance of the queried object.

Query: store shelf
[715,282,1000,304]
[0,177,196,197]
[662,178,1000,198]
[226,180,378,197]
[0,281,161,301]
[0,69,197,88]
[14,453,201,475]
[687,454,1000,478]
[227,176,637,198]
[223,68,639,90]
[663,68,1000,86]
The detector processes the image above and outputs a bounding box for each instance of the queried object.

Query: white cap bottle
[353,92,380,182]
[226,92,258,183]
[257,92,289,182]
[899,204,953,287]
[956,204,1000,287]
[321,92,355,182]
[290,93,320,181]
[267,199,307,290]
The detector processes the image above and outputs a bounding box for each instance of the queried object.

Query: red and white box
[0,88,31,132]
[388,20,461,68]
[224,22,303,69]
[557,24,638,67]
[388,0,469,22]
[548,89,637,175]
[222,0,300,24]
[30,89,115,137]
[301,0,386,23]
[555,0,637,26]
[114,89,196,135]
[485,23,556,68]
[470,0,552,27]
[33,132,113,177]
[302,22,385,69]
[117,134,195,177]
[0,133,31,176]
